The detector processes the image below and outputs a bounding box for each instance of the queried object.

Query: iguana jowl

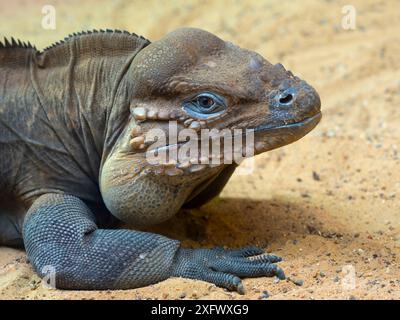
[0,28,321,293]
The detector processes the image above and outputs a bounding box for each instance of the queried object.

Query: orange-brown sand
[1,0,399,300]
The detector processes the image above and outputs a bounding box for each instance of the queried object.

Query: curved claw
[202,271,245,294]
[275,265,286,280]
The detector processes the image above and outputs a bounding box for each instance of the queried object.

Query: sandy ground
[0,0,399,300]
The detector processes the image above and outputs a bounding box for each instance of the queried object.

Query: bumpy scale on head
[128,102,222,176]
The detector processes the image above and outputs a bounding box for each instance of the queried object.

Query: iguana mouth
[253,112,322,134]
[145,112,322,157]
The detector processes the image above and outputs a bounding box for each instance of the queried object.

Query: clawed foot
[171,246,285,294]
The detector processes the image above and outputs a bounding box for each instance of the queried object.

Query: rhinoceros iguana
[0,28,321,293]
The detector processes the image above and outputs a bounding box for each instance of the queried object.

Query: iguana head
[126,27,320,158]
[100,28,321,224]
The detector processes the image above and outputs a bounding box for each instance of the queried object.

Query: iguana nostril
[279,93,293,105]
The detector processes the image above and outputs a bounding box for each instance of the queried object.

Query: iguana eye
[197,96,215,109]
[183,92,226,119]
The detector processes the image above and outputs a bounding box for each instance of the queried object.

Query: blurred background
[1,0,399,300]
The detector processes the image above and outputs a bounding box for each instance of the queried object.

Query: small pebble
[258,290,270,299]
[289,278,304,286]
[29,280,39,290]
[312,171,321,181]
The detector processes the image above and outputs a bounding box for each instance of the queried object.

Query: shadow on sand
[139,196,332,249]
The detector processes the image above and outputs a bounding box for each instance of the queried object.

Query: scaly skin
[0,28,321,293]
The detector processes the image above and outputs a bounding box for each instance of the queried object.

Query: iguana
[0,28,321,293]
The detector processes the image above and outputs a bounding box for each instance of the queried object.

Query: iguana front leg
[23,193,284,292]
[23,193,180,289]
